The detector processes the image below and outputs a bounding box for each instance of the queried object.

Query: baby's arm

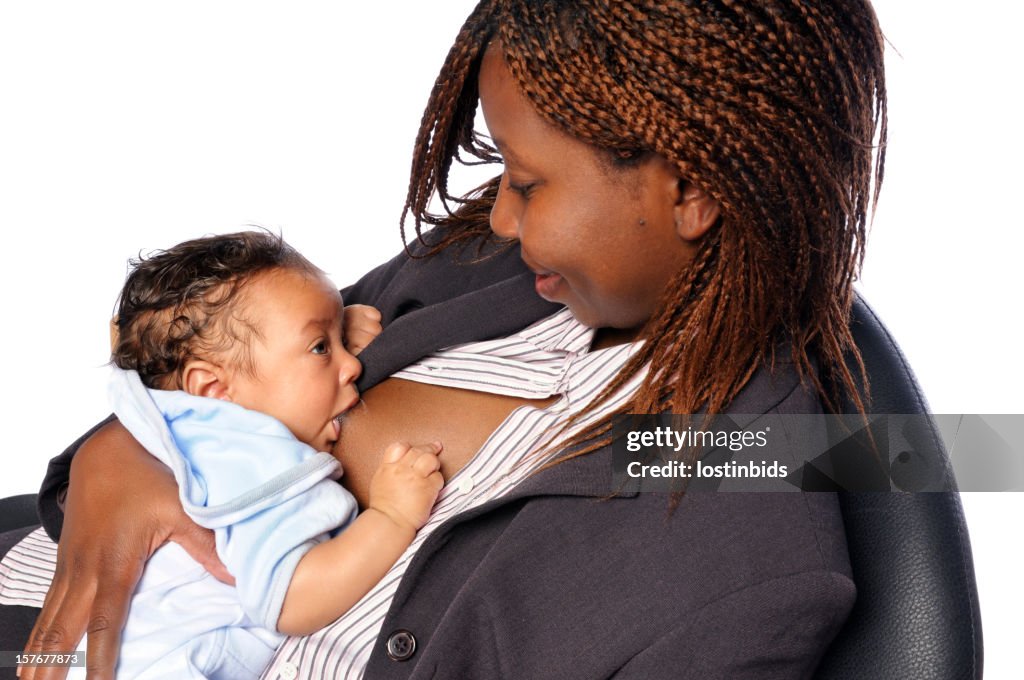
[277,441,443,635]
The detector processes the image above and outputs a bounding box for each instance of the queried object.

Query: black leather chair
[0,494,38,534]
[814,296,984,679]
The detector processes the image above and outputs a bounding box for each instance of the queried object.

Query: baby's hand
[368,441,444,533]
[344,304,383,356]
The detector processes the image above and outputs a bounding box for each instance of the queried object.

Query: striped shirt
[0,308,645,679]
[0,527,56,607]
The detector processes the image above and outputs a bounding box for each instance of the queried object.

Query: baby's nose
[340,350,362,384]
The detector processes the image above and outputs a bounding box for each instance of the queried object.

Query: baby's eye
[311,340,330,355]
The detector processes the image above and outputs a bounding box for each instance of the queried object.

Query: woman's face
[478,44,703,333]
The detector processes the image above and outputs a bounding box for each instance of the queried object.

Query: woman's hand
[19,421,231,680]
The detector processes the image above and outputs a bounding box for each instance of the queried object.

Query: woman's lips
[534,272,563,300]
[331,416,341,440]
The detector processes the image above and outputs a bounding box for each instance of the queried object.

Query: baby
[80,231,442,678]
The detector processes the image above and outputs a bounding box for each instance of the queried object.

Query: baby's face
[226,267,361,452]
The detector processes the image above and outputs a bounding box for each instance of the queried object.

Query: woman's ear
[181,360,231,401]
[673,181,721,241]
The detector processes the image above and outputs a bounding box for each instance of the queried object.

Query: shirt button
[279,662,298,680]
[457,475,475,494]
[386,629,417,661]
[549,397,569,412]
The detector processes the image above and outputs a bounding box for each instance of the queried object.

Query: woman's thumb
[174,521,235,586]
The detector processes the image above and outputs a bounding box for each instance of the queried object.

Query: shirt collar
[518,307,596,355]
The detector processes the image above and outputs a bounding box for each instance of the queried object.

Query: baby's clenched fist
[368,441,444,533]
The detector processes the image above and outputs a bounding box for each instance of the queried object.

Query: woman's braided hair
[403,0,886,458]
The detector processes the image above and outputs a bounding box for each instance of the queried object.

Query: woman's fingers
[20,523,93,679]
[171,511,234,586]
[15,418,231,679]
[19,421,183,679]
[21,544,145,680]
[20,561,91,680]
[79,563,146,680]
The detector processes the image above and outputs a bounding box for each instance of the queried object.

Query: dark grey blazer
[362,361,853,679]
[34,234,852,679]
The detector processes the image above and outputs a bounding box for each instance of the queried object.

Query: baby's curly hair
[112,230,322,389]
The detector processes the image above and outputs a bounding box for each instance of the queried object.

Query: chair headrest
[845,294,933,415]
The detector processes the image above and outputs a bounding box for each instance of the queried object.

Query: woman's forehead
[478,42,576,166]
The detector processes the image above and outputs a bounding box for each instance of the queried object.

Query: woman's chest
[333,377,556,507]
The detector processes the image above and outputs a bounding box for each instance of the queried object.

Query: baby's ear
[182,360,231,400]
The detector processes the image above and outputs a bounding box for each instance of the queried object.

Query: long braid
[403,0,887,458]
[401,0,498,251]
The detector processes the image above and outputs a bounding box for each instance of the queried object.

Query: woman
[9,0,885,677]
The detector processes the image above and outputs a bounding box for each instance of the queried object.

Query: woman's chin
[563,303,601,330]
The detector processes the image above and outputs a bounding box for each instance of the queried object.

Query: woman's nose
[489,186,519,240]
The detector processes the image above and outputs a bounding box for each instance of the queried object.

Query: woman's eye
[508,181,536,198]
[311,340,330,355]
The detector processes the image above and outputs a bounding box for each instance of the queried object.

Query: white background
[1,1,1020,675]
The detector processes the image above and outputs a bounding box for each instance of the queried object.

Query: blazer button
[386,629,417,661]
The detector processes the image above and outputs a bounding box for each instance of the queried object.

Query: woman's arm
[20,421,229,680]
[35,415,116,542]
